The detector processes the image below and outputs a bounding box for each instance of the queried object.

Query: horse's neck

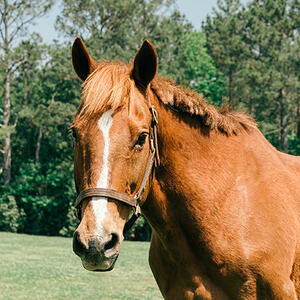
[144,99,250,242]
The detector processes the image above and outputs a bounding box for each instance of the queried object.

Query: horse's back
[278,151,300,188]
[276,146,300,171]
[257,134,300,298]
[276,148,300,210]
[278,152,300,297]
[251,130,300,203]
[252,130,300,237]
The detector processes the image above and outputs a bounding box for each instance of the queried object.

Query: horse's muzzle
[73,231,121,271]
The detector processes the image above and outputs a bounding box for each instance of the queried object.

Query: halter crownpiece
[74,106,159,234]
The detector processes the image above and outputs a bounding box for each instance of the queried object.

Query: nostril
[73,231,87,257]
[104,233,119,252]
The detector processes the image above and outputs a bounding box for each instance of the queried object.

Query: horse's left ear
[72,36,97,81]
[132,40,158,88]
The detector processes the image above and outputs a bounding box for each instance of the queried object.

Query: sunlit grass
[0,232,161,299]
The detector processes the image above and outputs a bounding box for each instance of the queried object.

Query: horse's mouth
[82,254,119,272]
[92,255,118,272]
[93,256,118,272]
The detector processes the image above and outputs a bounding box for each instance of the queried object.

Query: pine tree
[203,0,247,107]
[203,0,299,153]
[243,0,299,152]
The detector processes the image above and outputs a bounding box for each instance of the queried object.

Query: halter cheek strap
[74,106,159,234]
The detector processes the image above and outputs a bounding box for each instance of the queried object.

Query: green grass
[0,232,162,300]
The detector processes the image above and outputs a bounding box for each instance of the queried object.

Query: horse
[70,36,300,299]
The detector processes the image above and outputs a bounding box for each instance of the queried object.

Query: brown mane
[78,61,256,134]
[151,77,257,135]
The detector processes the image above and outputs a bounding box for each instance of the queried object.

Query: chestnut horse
[70,37,300,299]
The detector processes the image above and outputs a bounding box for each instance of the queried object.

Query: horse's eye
[135,133,147,148]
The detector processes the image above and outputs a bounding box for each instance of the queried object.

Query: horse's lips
[92,254,119,272]
[82,253,119,272]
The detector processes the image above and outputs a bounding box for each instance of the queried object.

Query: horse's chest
[149,233,229,299]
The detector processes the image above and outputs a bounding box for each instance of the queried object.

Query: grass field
[0,232,162,300]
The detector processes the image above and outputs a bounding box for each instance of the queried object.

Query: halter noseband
[74,106,159,234]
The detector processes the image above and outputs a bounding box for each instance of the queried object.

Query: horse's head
[71,37,158,271]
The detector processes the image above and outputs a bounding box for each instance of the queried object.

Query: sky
[30,0,246,44]
[176,0,219,29]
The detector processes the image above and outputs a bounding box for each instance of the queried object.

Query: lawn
[0,232,162,300]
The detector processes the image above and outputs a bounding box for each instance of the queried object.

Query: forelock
[77,62,132,120]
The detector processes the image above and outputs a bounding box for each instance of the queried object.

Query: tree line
[0,0,299,239]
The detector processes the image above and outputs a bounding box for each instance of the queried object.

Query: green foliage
[3,38,80,236]
[125,215,152,241]
[1,0,55,185]
[203,0,247,106]
[0,189,25,232]
[204,0,300,153]
[6,160,75,235]
[180,32,226,106]
[288,133,300,156]
[58,204,79,237]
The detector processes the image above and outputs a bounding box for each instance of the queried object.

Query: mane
[151,77,257,135]
[76,61,256,134]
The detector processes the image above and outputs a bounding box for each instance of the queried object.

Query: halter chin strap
[74,106,159,234]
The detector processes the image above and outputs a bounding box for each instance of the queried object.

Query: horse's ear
[71,36,97,81]
[132,40,158,88]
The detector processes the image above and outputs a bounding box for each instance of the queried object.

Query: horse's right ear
[71,36,97,81]
[132,40,158,88]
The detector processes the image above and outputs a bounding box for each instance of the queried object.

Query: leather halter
[74,106,159,234]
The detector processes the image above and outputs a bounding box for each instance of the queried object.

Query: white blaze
[92,109,113,232]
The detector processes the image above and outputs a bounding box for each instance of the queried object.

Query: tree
[242,0,299,152]
[179,31,226,106]
[56,0,193,83]
[10,42,79,235]
[203,0,300,154]
[203,0,247,107]
[0,0,53,185]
